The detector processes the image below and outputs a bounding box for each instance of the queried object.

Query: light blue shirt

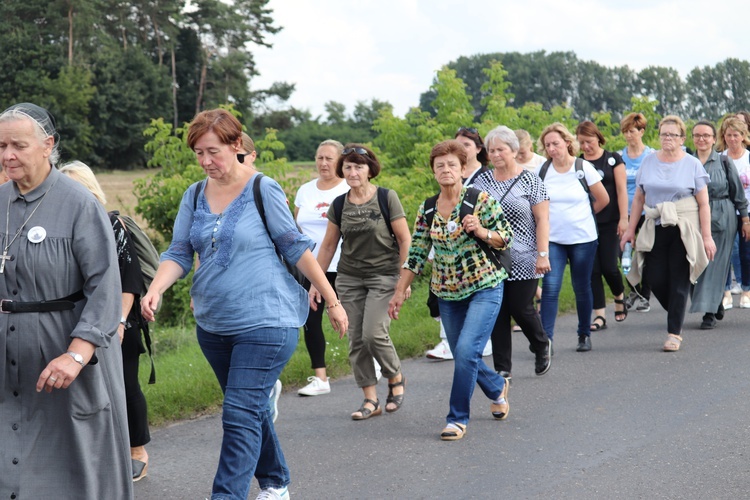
[162,173,314,333]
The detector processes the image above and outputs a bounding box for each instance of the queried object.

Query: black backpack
[538,157,597,222]
[423,187,512,275]
[331,186,397,246]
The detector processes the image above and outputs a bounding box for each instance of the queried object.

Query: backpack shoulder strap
[193,179,206,211]
[423,193,440,228]
[332,192,347,227]
[459,187,481,219]
[538,160,552,180]
[376,187,394,237]
[574,157,590,193]
[252,173,268,232]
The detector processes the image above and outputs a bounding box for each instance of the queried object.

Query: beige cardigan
[627,196,708,286]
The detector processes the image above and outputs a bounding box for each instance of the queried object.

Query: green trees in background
[0,0,287,169]
[418,51,750,123]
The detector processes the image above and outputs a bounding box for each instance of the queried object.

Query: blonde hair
[717,116,750,151]
[658,115,687,137]
[241,132,255,154]
[514,129,534,152]
[59,161,107,205]
[538,122,579,158]
[318,139,344,155]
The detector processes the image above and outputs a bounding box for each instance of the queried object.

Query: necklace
[2,189,51,273]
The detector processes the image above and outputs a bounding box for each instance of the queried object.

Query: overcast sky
[252,0,748,119]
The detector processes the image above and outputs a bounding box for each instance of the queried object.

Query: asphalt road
[134,299,750,499]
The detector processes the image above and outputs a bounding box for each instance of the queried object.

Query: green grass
[140,269,579,425]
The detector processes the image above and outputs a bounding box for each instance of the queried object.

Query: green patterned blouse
[404,188,513,301]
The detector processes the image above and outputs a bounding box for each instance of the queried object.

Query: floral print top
[404,188,513,301]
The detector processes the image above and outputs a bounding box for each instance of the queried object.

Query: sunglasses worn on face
[342,147,369,156]
[457,127,478,134]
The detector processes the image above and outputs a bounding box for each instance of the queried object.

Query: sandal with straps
[663,334,683,352]
[351,398,382,420]
[614,298,628,322]
[386,375,406,413]
[590,315,607,331]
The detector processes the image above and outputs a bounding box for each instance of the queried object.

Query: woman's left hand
[617,217,629,237]
[703,235,717,261]
[388,290,406,320]
[461,214,483,235]
[742,223,750,242]
[117,323,125,344]
[535,255,551,275]
[36,354,83,393]
[326,303,349,339]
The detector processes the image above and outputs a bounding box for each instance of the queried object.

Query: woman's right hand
[327,303,348,339]
[309,285,322,311]
[620,229,635,251]
[140,291,161,322]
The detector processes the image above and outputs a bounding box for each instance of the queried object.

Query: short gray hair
[0,103,60,167]
[318,139,344,155]
[484,125,519,152]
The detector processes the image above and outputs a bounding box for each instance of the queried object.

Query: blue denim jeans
[197,325,297,500]
[725,232,740,290]
[438,285,507,427]
[540,240,598,340]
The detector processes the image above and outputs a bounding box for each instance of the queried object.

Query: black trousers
[303,271,337,369]
[643,225,691,335]
[122,324,150,447]
[491,278,548,373]
[592,221,625,309]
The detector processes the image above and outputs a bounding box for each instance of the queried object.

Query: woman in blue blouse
[389,139,513,441]
[141,109,347,500]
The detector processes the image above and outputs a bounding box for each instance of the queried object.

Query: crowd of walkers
[3,100,749,500]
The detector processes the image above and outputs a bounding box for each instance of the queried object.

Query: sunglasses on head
[342,147,369,156]
[457,127,478,134]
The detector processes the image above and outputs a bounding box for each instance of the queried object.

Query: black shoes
[576,335,592,352]
[700,313,717,330]
[535,339,552,375]
[497,370,512,386]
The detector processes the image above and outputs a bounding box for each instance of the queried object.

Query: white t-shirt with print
[294,179,350,271]
[728,149,750,201]
[536,160,602,245]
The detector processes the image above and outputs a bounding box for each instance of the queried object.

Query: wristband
[327,300,341,310]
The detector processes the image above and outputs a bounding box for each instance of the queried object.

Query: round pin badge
[608,157,616,166]
[27,226,46,244]
[576,169,585,180]
[598,169,605,178]
[447,221,458,233]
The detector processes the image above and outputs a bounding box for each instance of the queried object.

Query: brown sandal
[386,376,406,413]
[440,423,467,441]
[351,398,382,420]
[663,334,683,352]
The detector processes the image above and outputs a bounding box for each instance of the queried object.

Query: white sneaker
[297,376,330,396]
[723,292,734,310]
[740,293,750,309]
[482,340,492,357]
[374,358,382,381]
[256,485,289,500]
[731,282,742,295]
[426,339,453,360]
[269,380,282,423]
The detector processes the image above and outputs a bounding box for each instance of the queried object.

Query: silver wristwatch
[538,251,548,258]
[67,351,85,367]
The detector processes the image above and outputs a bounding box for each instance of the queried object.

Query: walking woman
[689,121,749,328]
[717,117,750,308]
[576,121,628,330]
[620,113,655,312]
[621,115,715,352]
[474,126,551,381]
[294,140,350,396]
[390,139,513,441]
[309,144,410,420]
[60,161,153,482]
[141,109,347,500]
[536,123,609,352]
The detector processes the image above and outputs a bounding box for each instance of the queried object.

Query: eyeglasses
[692,134,714,140]
[457,127,478,134]
[342,147,369,156]
[659,133,682,140]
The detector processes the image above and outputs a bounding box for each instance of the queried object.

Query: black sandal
[351,398,382,420]
[591,315,607,331]
[386,376,406,413]
[614,298,628,322]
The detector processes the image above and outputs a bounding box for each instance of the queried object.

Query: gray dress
[690,150,749,313]
[0,168,133,499]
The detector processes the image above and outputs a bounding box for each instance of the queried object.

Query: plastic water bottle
[621,242,632,275]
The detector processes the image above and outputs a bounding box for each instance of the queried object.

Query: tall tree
[637,66,686,116]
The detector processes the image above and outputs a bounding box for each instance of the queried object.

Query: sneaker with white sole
[297,376,330,396]
[723,292,734,310]
[269,379,282,423]
[256,485,289,500]
[633,296,651,312]
[730,282,742,295]
[741,293,750,309]
[426,339,453,360]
